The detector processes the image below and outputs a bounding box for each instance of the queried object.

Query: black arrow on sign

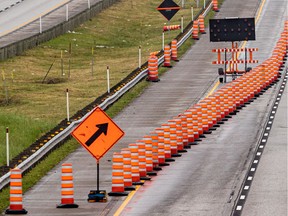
[85,123,108,147]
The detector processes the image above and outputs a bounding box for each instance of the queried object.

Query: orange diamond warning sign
[71,107,124,160]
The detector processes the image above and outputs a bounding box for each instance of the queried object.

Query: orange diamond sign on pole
[71,107,124,160]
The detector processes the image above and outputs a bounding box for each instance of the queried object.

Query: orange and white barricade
[143,136,157,175]
[163,45,172,67]
[212,0,219,12]
[108,153,129,196]
[129,144,144,184]
[121,148,135,191]
[198,15,206,34]
[163,25,181,32]
[5,167,28,214]
[155,128,168,166]
[171,39,179,61]
[136,140,151,180]
[192,20,199,40]
[147,55,160,82]
[57,163,79,208]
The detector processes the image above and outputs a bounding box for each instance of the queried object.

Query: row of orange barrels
[147,12,211,81]
[109,20,288,196]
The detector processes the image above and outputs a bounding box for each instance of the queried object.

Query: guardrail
[0,1,213,191]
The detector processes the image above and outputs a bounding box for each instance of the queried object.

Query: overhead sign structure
[209,18,256,42]
[71,107,124,160]
[157,0,180,21]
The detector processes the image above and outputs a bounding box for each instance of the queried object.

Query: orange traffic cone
[212,0,219,12]
[199,15,206,34]
[147,55,160,82]
[108,153,129,196]
[154,128,169,166]
[5,167,27,214]
[171,39,179,62]
[121,148,136,191]
[136,140,151,181]
[192,20,199,40]
[163,45,172,67]
[129,144,145,184]
[57,163,78,208]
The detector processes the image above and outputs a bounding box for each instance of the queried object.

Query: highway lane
[116,0,288,215]
[17,0,268,215]
[0,0,24,13]
[5,0,286,215]
[0,0,70,37]
[241,69,287,216]
[117,86,280,216]
[0,0,102,48]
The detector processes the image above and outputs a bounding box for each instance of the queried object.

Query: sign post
[71,107,124,202]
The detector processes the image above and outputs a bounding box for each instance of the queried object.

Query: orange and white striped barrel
[212,0,219,12]
[180,114,189,146]
[121,148,135,191]
[199,102,209,132]
[136,140,148,179]
[143,136,154,173]
[184,110,195,143]
[168,120,181,157]
[171,39,179,61]
[163,45,172,67]
[5,167,28,214]
[195,106,204,135]
[108,153,129,196]
[57,163,78,208]
[192,20,199,40]
[174,117,186,152]
[162,123,173,160]
[189,108,199,139]
[204,98,215,127]
[155,128,167,165]
[128,144,142,184]
[163,25,181,32]
[151,132,160,168]
[211,95,223,122]
[148,55,160,82]
[198,15,206,34]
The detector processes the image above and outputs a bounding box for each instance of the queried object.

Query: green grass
[0,0,205,167]
[0,114,54,165]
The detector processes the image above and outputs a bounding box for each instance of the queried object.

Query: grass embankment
[0,0,224,212]
[0,0,202,166]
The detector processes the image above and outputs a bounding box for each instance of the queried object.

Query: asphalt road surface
[2,0,286,215]
[0,0,102,47]
[0,0,69,37]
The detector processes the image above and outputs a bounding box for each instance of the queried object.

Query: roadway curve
[8,0,287,215]
[0,0,70,37]
[0,0,102,48]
